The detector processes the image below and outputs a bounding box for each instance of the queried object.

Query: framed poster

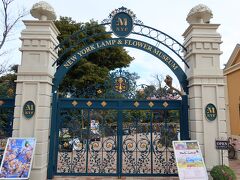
[0,138,36,179]
[172,140,208,180]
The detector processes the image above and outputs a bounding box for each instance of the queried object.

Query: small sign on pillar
[215,139,228,166]
[23,101,35,119]
[215,140,228,150]
[205,103,217,121]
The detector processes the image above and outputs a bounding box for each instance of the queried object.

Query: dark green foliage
[210,165,236,180]
[0,65,16,142]
[54,17,133,95]
[138,85,156,99]
[0,65,17,98]
[0,108,13,138]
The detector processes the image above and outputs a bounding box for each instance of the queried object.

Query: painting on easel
[0,138,36,179]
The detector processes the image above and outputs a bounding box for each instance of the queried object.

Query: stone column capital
[21,20,60,37]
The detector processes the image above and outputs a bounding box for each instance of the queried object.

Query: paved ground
[54,177,178,180]
[53,159,240,180]
[229,159,240,179]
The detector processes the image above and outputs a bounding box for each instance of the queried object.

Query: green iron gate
[54,97,188,176]
[47,6,190,178]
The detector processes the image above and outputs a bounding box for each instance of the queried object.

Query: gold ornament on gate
[140,143,146,148]
[127,143,133,149]
[106,143,112,148]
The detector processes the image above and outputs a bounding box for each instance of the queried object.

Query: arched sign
[53,7,188,93]
[54,38,188,92]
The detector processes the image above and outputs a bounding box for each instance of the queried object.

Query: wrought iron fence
[0,98,15,162]
[54,99,181,176]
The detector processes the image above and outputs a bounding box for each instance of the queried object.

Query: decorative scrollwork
[88,138,117,173]
[57,109,118,174]
[56,100,180,175]
[101,6,143,25]
[122,113,151,173]
[57,152,72,173]
[60,68,138,99]
[114,77,128,93]
[132,24,187,66]
[152,119,178,174]
[72,151,87,173]
[54,7,188,69]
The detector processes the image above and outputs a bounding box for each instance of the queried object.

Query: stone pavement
[229,159,240,179]
[54,177,178,180]
[53,159,240,180]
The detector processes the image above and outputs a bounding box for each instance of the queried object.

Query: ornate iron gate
[48,7,190,178]
[54,98,188,176]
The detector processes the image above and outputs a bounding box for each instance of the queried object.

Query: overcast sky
[3,0,240,86]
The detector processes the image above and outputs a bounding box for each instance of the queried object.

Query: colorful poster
[0,138,36,179]
[173,140,208,180]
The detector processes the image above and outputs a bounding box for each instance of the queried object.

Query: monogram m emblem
[116,18,128,26]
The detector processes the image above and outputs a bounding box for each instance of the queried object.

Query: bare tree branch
[0,0,28,75]
[0,0,28,50]
[0,59,8,75]
[151,74,164,89]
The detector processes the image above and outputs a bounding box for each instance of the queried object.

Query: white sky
[2,0,240,86]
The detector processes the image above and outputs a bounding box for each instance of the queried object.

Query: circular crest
[23,101,35,119]
[114,77,129,93]
[205,103,217,121]
[111,12,133,37]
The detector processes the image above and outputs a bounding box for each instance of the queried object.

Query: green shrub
[210,165,236,180]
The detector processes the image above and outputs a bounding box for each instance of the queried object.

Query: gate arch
[48,6,189,179]
[54,23,188,68]
[53,37,188,93]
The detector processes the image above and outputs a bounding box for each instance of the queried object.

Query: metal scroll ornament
[114,77,129,93]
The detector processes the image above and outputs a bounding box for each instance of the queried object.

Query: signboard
[205,103,217,121]
[215,140,228,150]
[0,138,36,179]
[173,140,208,180]
[23,101,35,119]
[111,12,133,37]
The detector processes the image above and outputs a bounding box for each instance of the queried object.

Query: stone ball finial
[30,1,56,20]
[186,4,213,24]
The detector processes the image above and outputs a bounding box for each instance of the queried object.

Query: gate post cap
[186,4,213,24]
[30,1,56,21]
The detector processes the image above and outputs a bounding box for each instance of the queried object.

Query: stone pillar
[183,4,228,171]
[13,19,59,179]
